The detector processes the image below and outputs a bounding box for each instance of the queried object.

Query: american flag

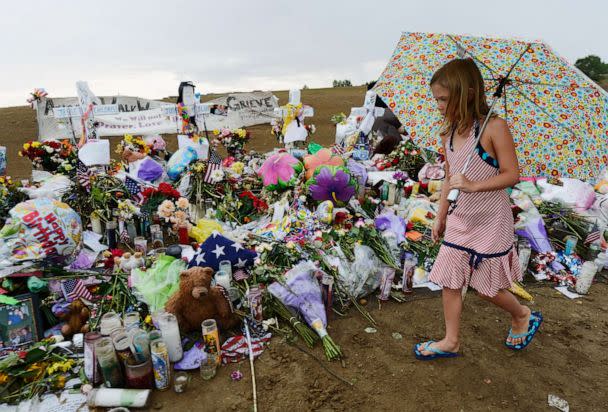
[203,162,223,184]
[584,224,602,244]
[119,225,130,244]
[220,332,271,364]
[61,278,92,302]
[209,148,223,164]
[125,176,144,204]
[331,144,345,156]
[233,269,250,281]
[77,160,94,191]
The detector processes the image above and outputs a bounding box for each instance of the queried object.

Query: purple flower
[374,210,407,243]
[393,171,409,182]
[309,167,356,205]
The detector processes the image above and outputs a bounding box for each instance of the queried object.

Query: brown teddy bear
[165,266,240,333]
[59,299,91,338]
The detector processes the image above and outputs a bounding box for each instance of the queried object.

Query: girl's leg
[478,289,531,345]
[418,287,462,355]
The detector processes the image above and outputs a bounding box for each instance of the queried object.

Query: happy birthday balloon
[0,198,82,267]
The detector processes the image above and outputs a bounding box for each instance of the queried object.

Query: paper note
[555,286,582,299]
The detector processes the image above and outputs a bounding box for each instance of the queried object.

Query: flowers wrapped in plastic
[268,261,342,360]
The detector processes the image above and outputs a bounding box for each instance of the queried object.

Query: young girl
[414,59,542,360]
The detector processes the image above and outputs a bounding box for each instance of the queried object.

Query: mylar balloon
[258,152,303,191]
[0,198,82,266]
[306,166,357,206]
[167,147,198,180]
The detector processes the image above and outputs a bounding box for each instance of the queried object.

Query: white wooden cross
[335,90,385,145]
[273,89,314,145]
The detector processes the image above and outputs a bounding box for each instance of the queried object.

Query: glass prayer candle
[125,358,154,389]
[157,313,183,362]
[96,337,124,388]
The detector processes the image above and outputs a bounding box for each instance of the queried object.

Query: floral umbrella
[306,166,357,206]
[374,32,608,181]
[258,152,303,191]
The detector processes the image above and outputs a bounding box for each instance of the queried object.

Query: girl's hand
[431,219,446,243]
[449,174,477,193]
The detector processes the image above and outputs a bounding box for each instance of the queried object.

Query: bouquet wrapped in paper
[268,261,342,360]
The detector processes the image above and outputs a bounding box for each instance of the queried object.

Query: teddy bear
[164,266,240,333]
[53,299,91,338]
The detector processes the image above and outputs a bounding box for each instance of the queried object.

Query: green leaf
[24,348,47,364]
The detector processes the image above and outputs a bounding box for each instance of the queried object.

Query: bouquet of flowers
[116,199,140,221]
[0,339,80,404]
[375,138,435,178]
[141,182,181,217]
[19,140,77,174]
[268,261,342,360]
[0,176,27,219]
[212,128,251,158]
[115,134,150,158]
[89,175,128,221]
[215,187,268,224]
[157,197,192,231]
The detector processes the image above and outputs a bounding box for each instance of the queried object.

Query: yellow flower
[47,359,75,375]
[230,162,245,175]
[0,372,8,385]
[236,129,247,138]
[23,143,31,151]
[212,129,220,136]
[31,141,41,148]
[52,375,66,390]
[145,314,152,325]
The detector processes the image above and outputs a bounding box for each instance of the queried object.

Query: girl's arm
[449,118,519,192]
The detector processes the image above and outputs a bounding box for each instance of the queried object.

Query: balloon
[0,198,82,267]
[306,166,357,206]
[258,152,303,191]
[167,147,198,180]
[303,148,344,179]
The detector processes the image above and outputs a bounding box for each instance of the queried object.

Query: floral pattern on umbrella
[306,166,357,206]
[374,32,608,181]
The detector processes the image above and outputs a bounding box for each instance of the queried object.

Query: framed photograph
[0,293,43,355]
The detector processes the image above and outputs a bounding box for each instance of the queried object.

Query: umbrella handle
[447,188,460,203]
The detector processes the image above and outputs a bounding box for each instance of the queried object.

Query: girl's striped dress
[429,120,521,297]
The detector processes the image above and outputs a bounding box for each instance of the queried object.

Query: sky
[1,0,607,107]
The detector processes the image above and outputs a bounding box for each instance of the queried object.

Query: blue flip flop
[413,341,460,361]
[505,311,543,350]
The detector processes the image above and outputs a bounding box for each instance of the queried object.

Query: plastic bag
[189,219,224,243]
[537,178,596,212]
[131,255,186,312]
[0,198,82,267]
[20,172,72,200]
[335,245,382,298]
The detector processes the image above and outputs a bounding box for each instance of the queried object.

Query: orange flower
[303,148,344,179]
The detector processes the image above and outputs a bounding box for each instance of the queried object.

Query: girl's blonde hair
[430,58,490,135]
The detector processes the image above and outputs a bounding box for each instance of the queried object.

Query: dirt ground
[2,88,608,411]
[152,281,608,412]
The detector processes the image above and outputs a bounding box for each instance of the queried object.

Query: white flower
[45,146,54,153]
[210,169,225,183]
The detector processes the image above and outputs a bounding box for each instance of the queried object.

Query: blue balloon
[167,147,198,180]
